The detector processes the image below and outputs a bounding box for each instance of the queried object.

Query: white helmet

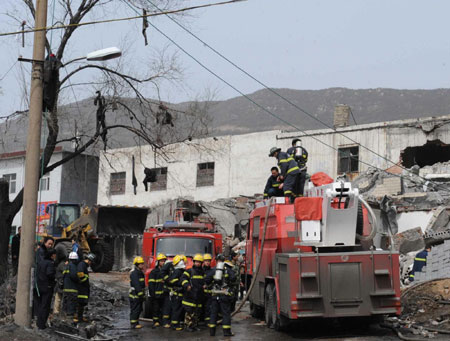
[69,252,79,260]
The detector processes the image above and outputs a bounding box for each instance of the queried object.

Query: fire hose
[232,197,273,317]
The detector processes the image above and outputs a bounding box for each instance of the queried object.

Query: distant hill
[2,87,450,154]
[202,87,450,135]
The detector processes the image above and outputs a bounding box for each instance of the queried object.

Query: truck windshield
[156,237,213,257]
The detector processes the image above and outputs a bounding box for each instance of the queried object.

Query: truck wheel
[144,297,152,318]
[91,240,114,273]
[250,302,264,319]
[265,284,274,328]
[272,286,289,331]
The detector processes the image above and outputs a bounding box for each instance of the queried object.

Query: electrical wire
[121,0,448,189]
[0,60,17,81]
[0,0,245,37]
[143,0,449,190]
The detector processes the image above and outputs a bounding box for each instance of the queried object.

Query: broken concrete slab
[393,227,425,255]
[425,206,450,233]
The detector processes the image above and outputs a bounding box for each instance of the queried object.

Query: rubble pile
[0,275,17,320]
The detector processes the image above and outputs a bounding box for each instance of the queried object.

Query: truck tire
[272,286,289,331]
[250,302,264,319]
[265,284,274,328]
[91,240,114,273]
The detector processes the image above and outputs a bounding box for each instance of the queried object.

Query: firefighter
[130,256,145,329]
[160,258,174,328]
[167,255,185,331]
[206,254,236,337]
[148,253,167,328]
[409,246,431,283]
[181,254,205,332]
[64,252,79,321]
[263,167,283,198]
[76,253,95,323]
[202,253,214,326]
[269,147,300,203]
[287,138,308,196]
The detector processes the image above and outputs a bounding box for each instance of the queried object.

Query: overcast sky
[1,0,450,117]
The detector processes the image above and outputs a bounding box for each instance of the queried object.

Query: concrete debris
[425,207,450,234]
[412,240,450,283]
[393,227,425,254]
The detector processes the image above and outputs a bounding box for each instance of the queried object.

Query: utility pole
[15,0,48,327]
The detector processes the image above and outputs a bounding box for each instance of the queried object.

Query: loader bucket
[93,206,149,236]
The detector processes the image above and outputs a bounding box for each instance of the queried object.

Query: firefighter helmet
[86,253,96,262]
[193,254,204,262]
[180,255,187,263]
[224,260,233,267]
[156,253,167,261]
[203,253,212,261]
[69,251,78,260]
[269,147,281,157]
[172,255,182,266]
[133,256,144,265]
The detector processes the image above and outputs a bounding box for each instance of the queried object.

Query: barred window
[196,162,214,187]
[151,167,168,191]
[338,147,359,173]
[110,172,126,195]
[39,173,50,191]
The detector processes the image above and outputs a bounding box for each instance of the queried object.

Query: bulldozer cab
[46,203,81,237]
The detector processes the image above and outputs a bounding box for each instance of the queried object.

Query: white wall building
[0,147,99,231]
[97,114,450,206]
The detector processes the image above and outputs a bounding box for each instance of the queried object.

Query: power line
[0,0,245,38]
[143,0,447,189]
[0,60,17,81]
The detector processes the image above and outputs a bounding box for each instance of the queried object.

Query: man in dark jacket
[269,147,300,202]
[64,252,80,320]
[263,167,283,198]
[148,253,167,328]
[11,226,21,276]
[37,236,55,263]
[181,254,205,332]
[76,253,95,323]
[160,259,174,328]
[35,248,56,329]
[130,256,145,329]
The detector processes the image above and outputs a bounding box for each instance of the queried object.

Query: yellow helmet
[193,254,204,262]
[156,253,167,261]
[172,255,182,266]
[203,253,212,261]
[133,256,144,265]
[224,260,233,267]
[181,255,187,263]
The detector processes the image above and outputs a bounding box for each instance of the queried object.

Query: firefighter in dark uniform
[409,246,431,283]
[160,258,174,328]
[148,253,167,328]
[206,254,236,337]
[269,147,300,203]
[76,253,95,323]
[287,138,308,196]
[181,254,205,332]
[129,256,145,329]
[64,252,79,320]
[263,167,283,198]
[202,253,214,326]
[167,255,185,331]
[230,251,241,312]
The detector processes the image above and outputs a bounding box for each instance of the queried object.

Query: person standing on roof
[263,167,283,198]
[287,138,308,196]
[130,256,146,329]
[269,147,300,203]
[148,253,167,328]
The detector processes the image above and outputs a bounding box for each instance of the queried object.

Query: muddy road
[92,272,399,341]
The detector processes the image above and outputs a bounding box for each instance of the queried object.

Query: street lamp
[63,47,122,66]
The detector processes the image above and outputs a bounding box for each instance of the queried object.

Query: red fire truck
[246,179,401,330]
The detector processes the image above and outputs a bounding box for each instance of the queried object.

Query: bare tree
[0,0,216,282]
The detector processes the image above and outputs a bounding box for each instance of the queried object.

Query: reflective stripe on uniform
[78,295,89,299]
[415,258,426,261]
[223,325,231,329]
[409,274,415,278]
[131,319,138,323]
[149,279,163,282]
[272,184,279,187]
[287,166,299,174]
[182,300,197,307]
[139,278,145,282]
[208,324,216,328]
[192,275,204,279]
[63,289,78,293]
[170,278,178,283]
[181,280,189,286]
[155,290,164,295]
[284,190,293,195]
[129,294,140,299]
